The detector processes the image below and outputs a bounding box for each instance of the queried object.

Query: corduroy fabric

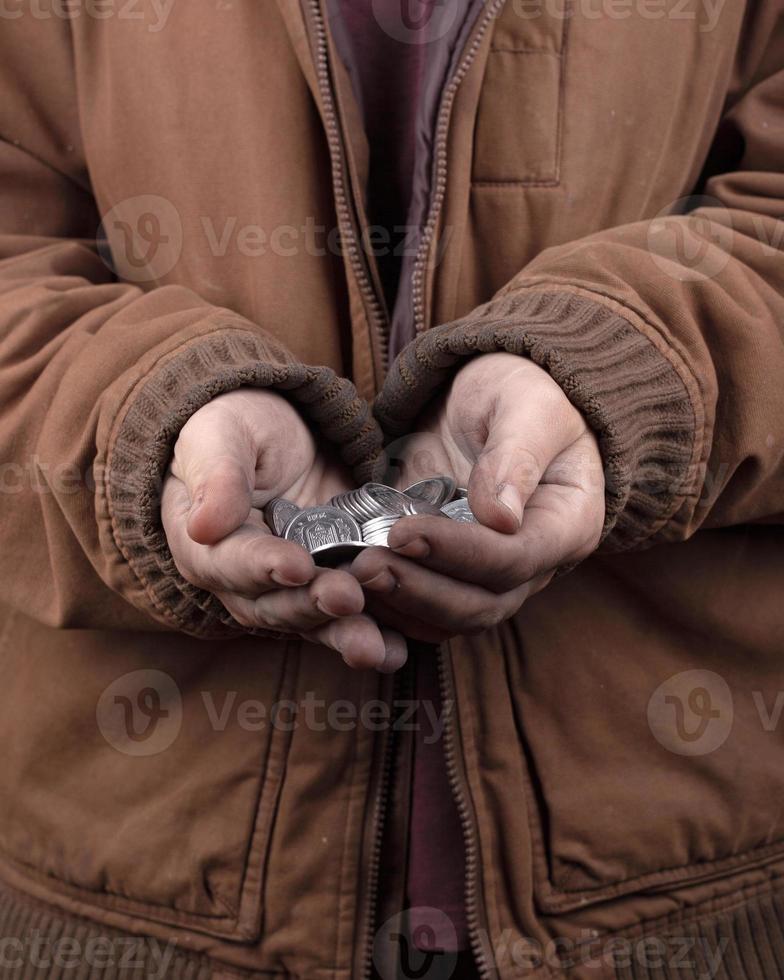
[613,889,784,980]
[373,288,698,553]
[107,326,384,638]
[2,882,784,980]
[0,885,212,980]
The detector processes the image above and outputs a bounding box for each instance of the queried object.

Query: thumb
[173,407,255,545]
[461,366,588,534]
[467,438,544,534]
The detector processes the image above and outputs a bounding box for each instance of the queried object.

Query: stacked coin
[328,483,415,522]
[263,476,476,566]
[361,515,401,547]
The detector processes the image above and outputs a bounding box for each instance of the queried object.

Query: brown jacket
[0,1,783,978]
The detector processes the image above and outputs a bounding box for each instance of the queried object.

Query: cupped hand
[351,353,605,642]
[162,387,406,671]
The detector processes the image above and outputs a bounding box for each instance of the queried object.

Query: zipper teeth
[308,0,390,377]
[411,0,506,334]
[359,668,407,980]
[307,3,501,972]
[438,647,493,980]
[359,715,396,979]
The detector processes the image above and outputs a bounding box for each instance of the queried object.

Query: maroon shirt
[331,0,472,952]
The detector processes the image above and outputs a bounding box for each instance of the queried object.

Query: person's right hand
[161,387,407,673]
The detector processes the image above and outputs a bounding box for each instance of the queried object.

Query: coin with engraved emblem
[264,497,300,537]
[283,506,362,552]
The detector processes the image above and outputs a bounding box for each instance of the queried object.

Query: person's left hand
[350,352,606,642]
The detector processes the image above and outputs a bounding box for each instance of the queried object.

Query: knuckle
[463,603,505,636]
[513,553,539,584]
[253,602,285,632]
[220,597,254,630]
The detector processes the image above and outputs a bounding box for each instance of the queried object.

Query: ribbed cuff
[373,288,700,551]
[106,322,383,637]
[1,877,783,980]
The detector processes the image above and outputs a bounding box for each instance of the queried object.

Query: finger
[387,478,601,593]
[171,404,256,545]
[163,476,316,594]
[304,616,408,672]
[350,547,535,635]
[224,567,365,631]
[364,594,453,644]
[468,381,587,534]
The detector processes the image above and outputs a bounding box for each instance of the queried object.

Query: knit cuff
[373,287,702,551]
[106,321,383,637]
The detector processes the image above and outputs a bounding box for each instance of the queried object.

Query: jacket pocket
[497,534,784,914]
[0,614,297,942]
[472,0,570,185]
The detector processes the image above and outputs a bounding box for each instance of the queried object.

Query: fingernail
[270,569,311,588]
[496,484,523,527]
[314,597,340,617]
[378,631,408,674]
[357,569,398,594]
[390,536,430,559]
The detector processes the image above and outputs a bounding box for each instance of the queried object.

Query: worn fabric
[0,1,783,978]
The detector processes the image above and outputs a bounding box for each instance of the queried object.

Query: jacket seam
[0,852,238,926]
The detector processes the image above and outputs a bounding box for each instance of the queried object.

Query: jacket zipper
[437,647,492,979]
[410,0,507,334]
[306,0,390,383]
[419,3,508,974]
[359,664,416,980]
[304,1,505,974]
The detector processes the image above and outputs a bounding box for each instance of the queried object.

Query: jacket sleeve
[0,21,380,636]
[374,15,784,553]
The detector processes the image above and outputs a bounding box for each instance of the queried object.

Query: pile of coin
[264,477,476,566]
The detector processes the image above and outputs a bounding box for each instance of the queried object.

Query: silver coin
[361,514,400,547]
[404,476,456,508]
[310,541,371,567]
[264,497,300,537]
[362,483,414,517]
[440,498,478,524]
[284,506,362,552]
[328,489,378,523]
[404,498,445,516]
